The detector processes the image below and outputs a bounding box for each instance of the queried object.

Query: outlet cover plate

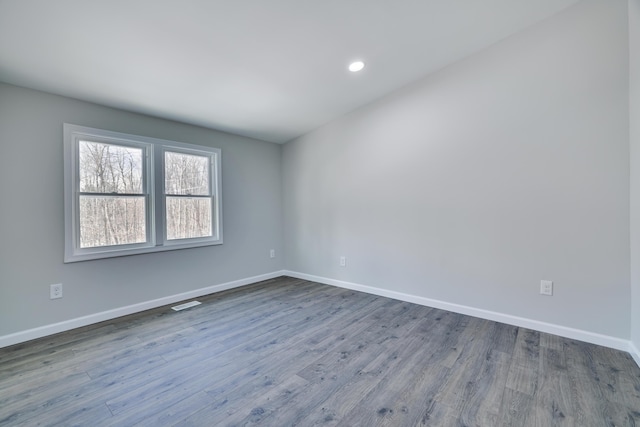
[50,283,63,299]
[540,280,553,296]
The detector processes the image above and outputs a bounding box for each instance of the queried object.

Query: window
[64,124,222,262]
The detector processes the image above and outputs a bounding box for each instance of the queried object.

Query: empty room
[1,0,640,425]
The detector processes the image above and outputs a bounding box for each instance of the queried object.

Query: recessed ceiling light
[348,61,365,72]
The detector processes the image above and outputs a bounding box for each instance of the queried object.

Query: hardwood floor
[1,276,639,426]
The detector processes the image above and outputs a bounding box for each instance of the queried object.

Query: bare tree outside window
[164,151,212,240]
[78,141,146,248]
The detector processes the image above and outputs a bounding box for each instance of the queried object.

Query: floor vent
[171,301,202,311]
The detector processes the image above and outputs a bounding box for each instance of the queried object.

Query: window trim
[64,124,223,263]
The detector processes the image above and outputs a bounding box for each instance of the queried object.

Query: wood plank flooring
[1,276,639,426]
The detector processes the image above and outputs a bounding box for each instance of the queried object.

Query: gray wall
[630,0,640,350]
[0,83,283,336]
[283,0,631,338]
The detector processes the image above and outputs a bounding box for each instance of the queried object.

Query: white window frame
[64,124,223,262]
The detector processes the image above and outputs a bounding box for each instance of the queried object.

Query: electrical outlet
[270,249,275,258]
[50,283,63,299]
[540,280,553,296]
[340,256,346,267]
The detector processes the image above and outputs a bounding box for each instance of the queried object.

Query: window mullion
[153,145,164,246]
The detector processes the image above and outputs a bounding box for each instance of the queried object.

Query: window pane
[165,151,209,195]
[166,197,212,240]
[79,196,146,248]
[79,141,143,194]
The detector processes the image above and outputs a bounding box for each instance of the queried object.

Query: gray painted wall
[283,0,631,338]
[630,0,640,350]
[0,83,283,336]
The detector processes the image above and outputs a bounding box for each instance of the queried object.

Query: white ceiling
[0,0,579,143]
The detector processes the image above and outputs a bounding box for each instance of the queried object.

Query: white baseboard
[631,341,640,368]
[0,270,286,349]
[4,269,639,370]
[284,271,638,360]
